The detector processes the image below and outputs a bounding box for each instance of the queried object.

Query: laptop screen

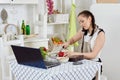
[11,45,60,69]
[11,45,43,64]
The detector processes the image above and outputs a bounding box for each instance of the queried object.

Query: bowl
[57,57,69,63]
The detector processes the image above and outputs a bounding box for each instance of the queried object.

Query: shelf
[38,21,69,26]
[47,22,69,25]
[37,0,70,40]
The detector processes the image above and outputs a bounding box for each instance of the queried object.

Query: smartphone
[73,61,83,65]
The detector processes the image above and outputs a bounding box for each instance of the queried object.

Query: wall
[90,4,120,80]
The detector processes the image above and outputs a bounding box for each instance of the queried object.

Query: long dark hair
[78,10,96,36]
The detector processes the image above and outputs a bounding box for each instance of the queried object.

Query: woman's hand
[62,42,70,49]
[64,50,75,57]
[64,50,82,58]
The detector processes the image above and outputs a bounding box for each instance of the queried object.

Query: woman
[63,10,105,80]
[64,10,105,60]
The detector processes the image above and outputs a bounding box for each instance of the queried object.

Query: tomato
[58,51,64,57]
[43,47,47,51]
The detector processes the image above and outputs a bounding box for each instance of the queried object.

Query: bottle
[21,20,26,35]
[26,25,30,35]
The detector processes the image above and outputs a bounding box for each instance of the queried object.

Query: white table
[9,59,101,80]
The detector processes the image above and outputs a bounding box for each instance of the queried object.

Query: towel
[67,3,78,46]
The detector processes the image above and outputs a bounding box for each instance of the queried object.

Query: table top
[10,59,101,80]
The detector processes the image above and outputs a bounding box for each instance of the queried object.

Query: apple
[58,51,64,57]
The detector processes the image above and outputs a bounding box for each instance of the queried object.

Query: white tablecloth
[9,59,101,80]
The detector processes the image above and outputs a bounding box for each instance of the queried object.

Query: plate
[4,24,19,35]
[57,57,69,63]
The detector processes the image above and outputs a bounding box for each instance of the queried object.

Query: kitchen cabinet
[0,0,38,4]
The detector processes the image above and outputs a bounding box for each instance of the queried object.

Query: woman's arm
[68,30,83,45]
[67,31,105,60]
[63,30,83,48]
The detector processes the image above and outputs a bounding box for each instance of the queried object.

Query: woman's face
[78,15,92,30]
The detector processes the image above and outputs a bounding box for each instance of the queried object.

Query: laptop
[11,45,60,69]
